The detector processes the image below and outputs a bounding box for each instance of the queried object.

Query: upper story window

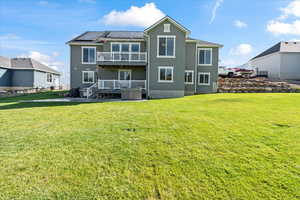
[158,66,173,83]
[82,71,95,84]
[82,47,96,64]
[185,70,194,84]
[198,48,212,65]
[157,35,176,58]
[164,24,170,32]
[111,43,140,53]
[47,73,53,83]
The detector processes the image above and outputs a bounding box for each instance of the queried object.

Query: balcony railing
[97,52,147,62]
[98,80,146,90]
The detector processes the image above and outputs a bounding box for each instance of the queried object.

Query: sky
[1,0,300,84]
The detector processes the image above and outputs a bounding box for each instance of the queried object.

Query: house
[250,41,300,80]
[66,16,223,99]
[0,56,61,91]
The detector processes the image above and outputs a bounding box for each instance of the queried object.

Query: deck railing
[97,52,147,62]
[98,80,146,90]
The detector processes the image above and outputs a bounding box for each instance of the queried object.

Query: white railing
[86,82,98,99]
[97,52,147,62]
[98,80,146,90]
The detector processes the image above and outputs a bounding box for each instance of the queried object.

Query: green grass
[0,92,300,199]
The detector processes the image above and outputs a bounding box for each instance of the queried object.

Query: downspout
[145,34,151,98]
[194,43,198,94]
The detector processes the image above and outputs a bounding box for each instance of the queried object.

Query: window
[118,70,131,80]
[198,72,210,85]
[82,71,94,83]
[185,70,194,84]
[82,47,96,64]
[111,43,140,61]
[198,48,212,65]
[164,24,170,32]
[158,66,173,82]
[157,36,175,57]
[47,73,52,83]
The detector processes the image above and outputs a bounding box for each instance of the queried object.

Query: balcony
[97,52,147,66]
[98,80,146,90]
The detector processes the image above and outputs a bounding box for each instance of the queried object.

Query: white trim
[164,24,171,32]
[198,48,212,66]
[184,70,194,84]
[82,71,95,84]
[198,72,210,86]
[144,16,190,37]
[158,66,174,83]
[157,35,176,58]
[118,69,132,80]
[194,43,198,93]
[81,46,96,64]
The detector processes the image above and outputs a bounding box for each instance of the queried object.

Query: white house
[250,41,300,80]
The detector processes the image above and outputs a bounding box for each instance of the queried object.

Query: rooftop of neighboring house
[0,56,60,75]
[252,41,300,60]
[66,16,223,48]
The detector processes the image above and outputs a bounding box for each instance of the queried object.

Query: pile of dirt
[218,78,300,93]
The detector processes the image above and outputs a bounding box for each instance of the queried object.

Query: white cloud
[210,0,224,24]
[267,20,300,35]
[230,44,253,56]
[289,38,300,41]
[0,33,52,51]
[279,0,300,19]
[267,0,300,36]
[20,51,64,72]
[38,1,49,6]
[101,3,165,27]
[234,20,247,28]
[79,0,96,3]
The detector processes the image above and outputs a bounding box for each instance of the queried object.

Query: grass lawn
[0,92,299,199]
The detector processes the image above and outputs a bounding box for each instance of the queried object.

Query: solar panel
[76,32,104,40]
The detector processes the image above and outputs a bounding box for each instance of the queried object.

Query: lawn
[0,92,299,200]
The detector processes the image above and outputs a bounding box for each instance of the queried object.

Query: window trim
[184,70,194,84]
[81,46,96,64]
[110,42,141,53]
[158,66,174,83]
[46,73,53,83]
[118,69,132,80]
[164,24,171,32]
[82,71,95,84]
[198,48,212,66]
[157,35,176,58]
[198,72,210,86]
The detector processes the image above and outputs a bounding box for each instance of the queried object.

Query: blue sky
[1,0,300,84]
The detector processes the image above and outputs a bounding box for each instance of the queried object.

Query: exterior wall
[196,47,219,94]
[185,42,197,95]
[0,67,12,87]
[11,70,34,87]
[280,52,300,80]
[70,45,101,88]
[34,71,60,88]
[98,66,146,80]
[147,18,186,99]
[250,52,281,79]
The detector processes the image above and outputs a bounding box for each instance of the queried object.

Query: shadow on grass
[0,102,95,110]
[0,91,67,103]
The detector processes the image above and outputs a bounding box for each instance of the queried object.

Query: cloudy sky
[1,0,300,84]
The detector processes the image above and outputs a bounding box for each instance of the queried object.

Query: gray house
[250,41,300,80]
[0,56,60,91]
[67,16,223,98]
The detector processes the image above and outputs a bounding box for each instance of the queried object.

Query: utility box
[121,88,142,100]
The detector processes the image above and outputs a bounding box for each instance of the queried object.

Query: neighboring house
[67,16,223,98]
[0,56,61,90]
[250,41,300,80]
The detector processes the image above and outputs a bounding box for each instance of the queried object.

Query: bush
[69,88,80,97]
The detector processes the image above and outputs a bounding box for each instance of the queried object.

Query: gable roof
[251,42,281,60]
[144,16,191,36]
[0,57,60,75]
[251,41,300,60]
[187,37,223,47]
